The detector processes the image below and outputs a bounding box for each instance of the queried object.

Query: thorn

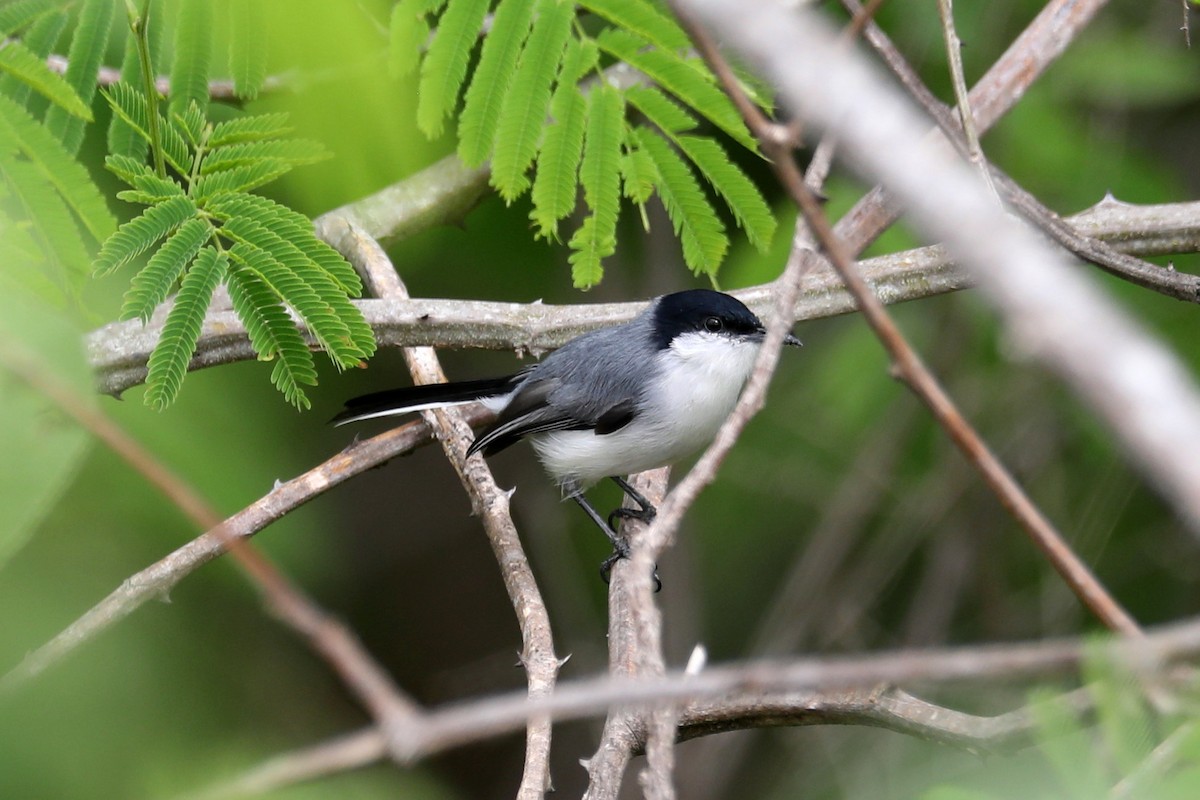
[272,478,284,490]
[685,644,708,675]
[557,653,573,668]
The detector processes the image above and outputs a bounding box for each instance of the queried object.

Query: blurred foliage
[1,0,1199,798]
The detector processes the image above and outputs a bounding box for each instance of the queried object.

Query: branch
[86,199,1200,398]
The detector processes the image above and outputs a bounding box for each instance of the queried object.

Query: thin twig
[935,0,999,198]
[676,0,1141,637]
[0,332,424,756]
[351,232,560,799]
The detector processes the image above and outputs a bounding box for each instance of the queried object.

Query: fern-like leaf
[200,139,330,174]
[416,0,490,138]
[43,0,112,154]
[228,0,266,99]
[107,21,148,160]
[529,38,595,239]
[626,86,697,134]
[635,127,728,278]
[457,0,536,167]
[205,192,362,296]
[208,112,293,147]
[490,0,573,202]
[0,152,91,284]
[102,83,191,174]
[596,29,756,151]
[120,217,213,322]
[579,0,689,53]
[191,160,291,202]
[143,246,227,410]
[105,152,156,187]
[388,0,430,78]
[569,85,624,288]
[674,135,775,252]
[174,102,206,147]
[226,263,318,409]
[0,8,65,107]
[93,195,196,276]
[0,40,92,120]
[0,92,115,243]
[620,145,655,205]
[0,0,55,36]
[169,0,211,119]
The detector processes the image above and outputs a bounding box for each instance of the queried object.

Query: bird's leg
[606,475,658,529]
[568,488,660,590]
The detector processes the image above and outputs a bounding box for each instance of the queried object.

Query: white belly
[532,332,760,488]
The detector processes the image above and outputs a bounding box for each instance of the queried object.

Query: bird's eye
[704,316,723,332]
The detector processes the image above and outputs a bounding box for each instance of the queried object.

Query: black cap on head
[650,289,765,350]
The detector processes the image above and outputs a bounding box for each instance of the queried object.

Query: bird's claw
[599,547,662,592]
[606,505,657,530]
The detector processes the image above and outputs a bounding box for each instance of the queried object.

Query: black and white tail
[331,376,519,426]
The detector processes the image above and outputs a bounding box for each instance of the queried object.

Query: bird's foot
[607,504,657,530]
[599,545,662,593]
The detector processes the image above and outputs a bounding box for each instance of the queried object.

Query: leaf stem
[127,0,166,178]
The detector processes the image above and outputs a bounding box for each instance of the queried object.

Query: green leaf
[105,152,156,187]
[102,82,192,174]
[627,85,697,133]
[568,84,624,288]
[143,246,228,410]
[596,28,755,150]
[0,7,66,103]
[636,126,728,278]
[1029,688,1110,799]
[205,192,362,295]
[416,0,490,137]
[228,0,267,99]
[208,112,293,147]
[388,0,430,78]
[226,262,318,409]
[0,40,92,120]
[579,0,690,53]
[107,18,149,160]
[200,139,330,174]
[0,0,56,37]
[120,217,213,322]
[93,195,196,276]
[169,0,211,119]
[0,153,91,286]
[674,134,775,251]
[1083,645,1155,776]
[44,0,112,154]
[490,0,574,202]
[0,283,92,570]
[174,101,206,147]
[191,160,291,202]
[0,92,116,243]
[620,145,655,205]
[457,0,536,167]
[529,38,594,239]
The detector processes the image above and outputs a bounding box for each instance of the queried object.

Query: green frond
[457,0,536,167]
[0,152,91,285]
[143,246,227,410]
[102,83,192,174]
[0,8,66,107]
[43,0,112,155]
[226,263,318,409]
[626,86,697,134]
[208,112,293,147]
[205,192,362,295]
[228,0,266,99]
[620,145,655,205]
[674,134,775,252]
[567,215,611,288]
[174,102,206,147]
[224,229,368,370]
[388,0,430,78]
[200,139,330,175]
[120,217,213,322]
[93,195,196,277]
[416,0,490,138]
[568,85,624,288]
[0,92,115,243]
[107,21,148,160]
[0,40,92,120]
[105,153,155,187]
[0,0,55,36]
[635,126,728,279]
[169,0,211,119]
[596,29,756,151]
[191,160,291,202]
[579,0,689,53]
[490,0,574,202]
[529,38,594,239]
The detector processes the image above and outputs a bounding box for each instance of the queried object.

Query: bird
[333,289,802,581]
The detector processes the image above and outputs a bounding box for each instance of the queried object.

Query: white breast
[532,332,761,489]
